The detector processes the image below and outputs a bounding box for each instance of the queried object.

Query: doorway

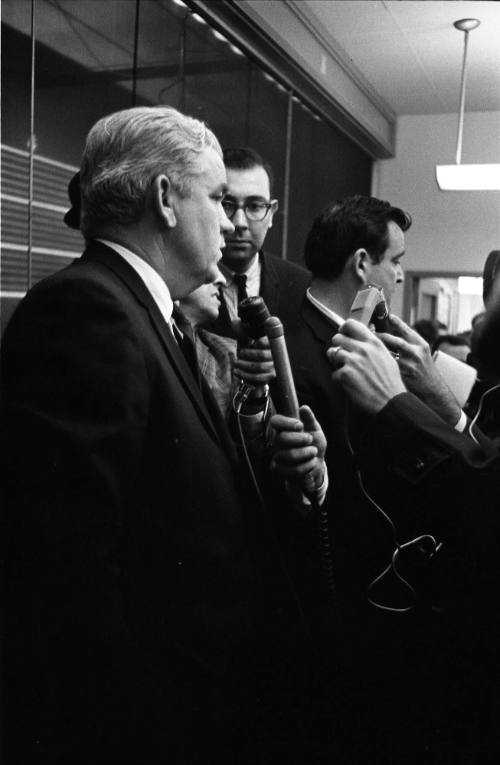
[403,271,484,334]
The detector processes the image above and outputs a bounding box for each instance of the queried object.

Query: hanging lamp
[435,18,500,191]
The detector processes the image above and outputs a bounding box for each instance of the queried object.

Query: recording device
[350,285,392,332]
[238,296,299,417]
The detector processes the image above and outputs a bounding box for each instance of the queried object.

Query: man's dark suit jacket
[257,251,311,329]
[287,296,500,598]
[0,241,262,764]
[284,295,500,764]
[211,250,311,337]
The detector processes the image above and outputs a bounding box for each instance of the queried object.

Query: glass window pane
[289,103,372,264]
[135,0,186,109]
[184,12,249,145]
[1,0,374,330]
[246,67,289,259]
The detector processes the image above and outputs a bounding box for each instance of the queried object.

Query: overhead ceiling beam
[186,0,395,158]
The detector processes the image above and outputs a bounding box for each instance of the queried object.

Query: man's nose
[231,206,248,228]
[213,266,227,288]
[396,265,404,284]
[221,207,235,235]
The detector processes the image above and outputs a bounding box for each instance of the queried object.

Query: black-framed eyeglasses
[221,199,275,222]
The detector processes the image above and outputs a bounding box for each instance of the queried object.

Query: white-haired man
[1,106,325,765]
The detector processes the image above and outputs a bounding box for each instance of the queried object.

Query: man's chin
[222,246,257,267]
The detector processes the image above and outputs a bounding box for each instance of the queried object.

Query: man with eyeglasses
[211,147,310,336]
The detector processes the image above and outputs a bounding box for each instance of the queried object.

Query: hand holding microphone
[232,336,276,388]
[269,405,327,495]
[328,319,405,414]
[238,297,326,497]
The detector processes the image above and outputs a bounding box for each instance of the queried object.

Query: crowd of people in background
[1,105,499,765]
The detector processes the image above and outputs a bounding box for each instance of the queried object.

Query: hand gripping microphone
[238,296,299,417]
[239,298,333,598]
[349,285,392,332]
[238,297,320,496]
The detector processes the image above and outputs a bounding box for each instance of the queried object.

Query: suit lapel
[259,251,280,316]
[300,297,340,348]
[80,242,222,446]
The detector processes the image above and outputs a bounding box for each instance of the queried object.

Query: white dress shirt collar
[220,252,261,297]
[306,288,344,328]
[97,239,174,326]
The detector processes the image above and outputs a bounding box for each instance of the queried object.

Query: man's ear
[352,248,369,283]
[267,199,279,229]
[152,174,177,228]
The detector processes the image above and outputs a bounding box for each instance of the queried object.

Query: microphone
[239,299,330,589]
[372,290,392,333]
[349,284,392,332]
[239,297,320,498]
[238,297,299,417]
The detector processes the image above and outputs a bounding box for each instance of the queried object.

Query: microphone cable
[231,379,316,632]
[237,296,336,603]
[232,379,268,508]
[343,400,442,614]
[315,491,336,601]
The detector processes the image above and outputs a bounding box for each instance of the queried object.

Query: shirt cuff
[454,410,467,432]
[301,462,329,507]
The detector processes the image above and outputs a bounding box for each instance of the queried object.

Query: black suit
[0,241,274,764]
[287,296,500,597]
[258,251,311,328]
[211,250,311,337]
[285,295,500,763]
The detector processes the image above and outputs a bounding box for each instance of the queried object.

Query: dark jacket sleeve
[364,392,500,611]
[373,392,499,484]
[1,275,153,761]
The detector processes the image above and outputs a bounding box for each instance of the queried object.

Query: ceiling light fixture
[435,18,500,191]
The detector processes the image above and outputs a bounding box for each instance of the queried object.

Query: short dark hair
[223,147,274,196]
[64,171,81,230]
[413,319,440,346]
[482,249,500,305]
[434,334,470,351]
[304,195,412,279]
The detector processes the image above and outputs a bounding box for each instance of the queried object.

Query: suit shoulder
[261,251,310,282]
[3,257,135,344]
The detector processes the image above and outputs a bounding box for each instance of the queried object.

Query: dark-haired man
[288,194,463,477]
[287,196,415,521]
[284,195,468,764]
[212,147,311,335]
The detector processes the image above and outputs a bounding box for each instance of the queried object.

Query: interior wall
[235,0,395,156]
[373,111,500,317]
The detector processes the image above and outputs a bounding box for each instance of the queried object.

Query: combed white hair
[80,106,221,238]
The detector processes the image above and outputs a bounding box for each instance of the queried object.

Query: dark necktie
[171,309,200,385]
[233,273,249,306]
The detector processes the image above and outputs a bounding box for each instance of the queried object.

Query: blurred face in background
[438,340,470,363]
[179,268,226,327]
